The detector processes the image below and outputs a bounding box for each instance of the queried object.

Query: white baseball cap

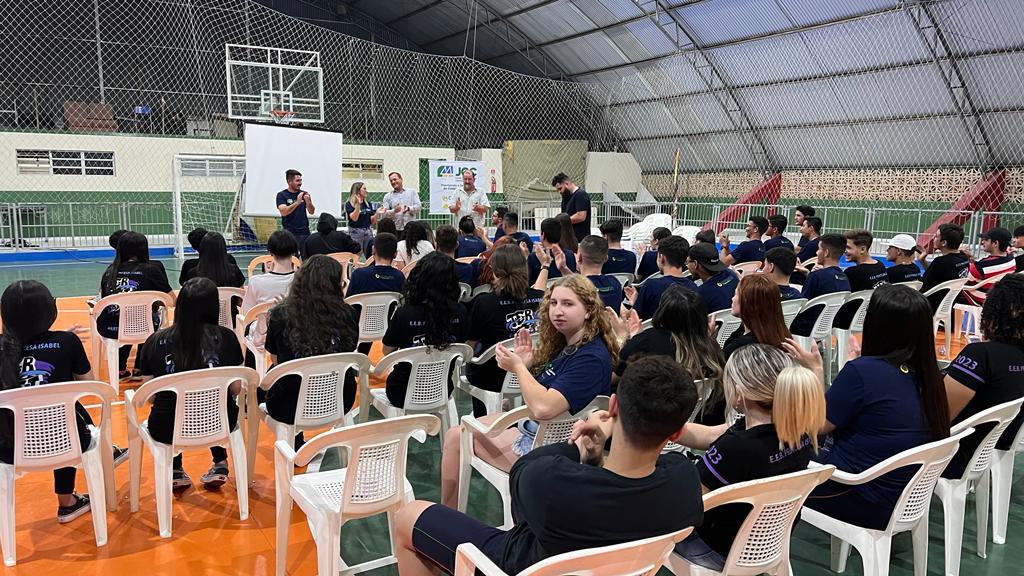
[884,233,921,253]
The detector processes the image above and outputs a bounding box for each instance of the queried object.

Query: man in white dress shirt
[449,169,490,228]
[382,171,422,239]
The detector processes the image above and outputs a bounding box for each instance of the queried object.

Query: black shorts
[411,504,506,575]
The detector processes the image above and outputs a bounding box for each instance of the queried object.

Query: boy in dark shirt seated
[599,219,638,275]
[918,223,970,310]
[763,215,794,252]
[393,356,705,576]
[636,227,672,281]
[347,232,405,296]
[625,236,698,320]
[455,215,488,259]
[719,216,767,265]
[791,234,851,337]
[883,234,923,284]
[835,229,888,328]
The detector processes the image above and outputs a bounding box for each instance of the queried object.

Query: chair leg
[129,435,143,513]
[498,477,513,530]
[975,471,990,558]
[830,535,851,573]
[229,430,249,521]
[105,343,120,396]
[80,450,108,547]
[457,428,473,513]
[942,481,969,576]
[246,410,259,487]
[863,536,892,576]
[315,517,341,576]
[823,337,834,385]
[152,445,175,538]
[912,515,929,576]
[835,329,849,373]
[0,466,16,566]
[991,450,1014,545]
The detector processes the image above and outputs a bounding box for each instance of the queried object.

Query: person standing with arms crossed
[382,171,421,240]
[553,172,591,244]
[449,169,490,228]
[276,169,315,253]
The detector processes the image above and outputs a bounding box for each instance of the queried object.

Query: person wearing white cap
[884,234,923,284]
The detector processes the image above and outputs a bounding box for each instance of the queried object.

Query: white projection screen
[243,123,343,217]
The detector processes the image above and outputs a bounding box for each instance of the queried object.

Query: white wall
[585,151,643,196]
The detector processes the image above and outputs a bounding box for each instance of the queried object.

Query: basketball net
[269,109,295,124]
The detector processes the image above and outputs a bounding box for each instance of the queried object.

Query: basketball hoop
[269,109,295,124]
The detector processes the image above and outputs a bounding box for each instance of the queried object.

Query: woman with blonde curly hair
[439,274,619,507]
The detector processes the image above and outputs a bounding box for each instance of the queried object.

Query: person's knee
[443,425,461,454]
[395,500,434,547]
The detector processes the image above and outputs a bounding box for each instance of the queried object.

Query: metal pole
[172,156,185,258]
[69,202,75,247]
[93,0,105,102]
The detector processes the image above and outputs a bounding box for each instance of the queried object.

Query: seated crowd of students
[0,205,1023,576]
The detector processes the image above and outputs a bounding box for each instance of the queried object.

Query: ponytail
[773,366,826,453]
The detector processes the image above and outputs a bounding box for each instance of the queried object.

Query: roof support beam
[421,0,564,47]
[905,1,995,171]
[384,1,446,26]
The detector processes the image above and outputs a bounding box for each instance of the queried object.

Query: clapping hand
[569,410,612,466]
[782,337,824,382]
[495,328,534,371]
[606,306,641,340]
[553,246,568,273]
[719,234,730,247]
[534,243,552,267]
[623,284,638,304]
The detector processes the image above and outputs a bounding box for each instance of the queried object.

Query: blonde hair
[722,345,825,452]
[533,275,619,371]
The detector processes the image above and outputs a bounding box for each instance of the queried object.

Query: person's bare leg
[395,500,443,576]
[440,415,522,508]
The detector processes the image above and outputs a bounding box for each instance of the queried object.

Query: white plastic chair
[666,466,836,576]
[800,256,819,268]
[457,396,609,529]
[217,287,245,330]
[250,353,371,487]
[275,414,439,576]
[455,527,693,576]
[923,278,968,359]
[609,272,635,287]
[247,255,301,278]
[0,381,117,566]
[360,344,474,444]
[90,290,175,393]
[781,298,807,329]
[663,379,716,455]
[459,282,473,302]
[710,309,743,348]
[934,397,1024,576]
[731,261,762,276]
[953,272,1011,342]
[125,366,259,538]
[328,252,361,285]
[991,415,1024,545]
[792,291,849,384]
[344,291,401,345]
[673,225,702,244]
[896,280,923,291]
[802,428,973,576]
[457,335,540,415]
[471,283,493,299]
[834,289,873,372]
[235,300,275,379]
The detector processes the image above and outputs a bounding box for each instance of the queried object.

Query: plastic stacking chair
[344,291,401,346]
[834,290,873,372]
[274,415,440,576]
[896,280,923,291]
[457,334,540,415]
[801,428,973,576]
[456,256,479,264]
[663,379,716,455]
[455,527,693,576]
[792,291,849,384]
[217,287,245,330]
[609,272,635,287]
[800,256,819,269]
[471,284,493,299]
[90,290,176,394]
[731,261,762,276]
[0,381,117,566]
[361,344,474,438]
[923,278,968,359]
[235,300,275,379]
[250,353,371,487]
[457,397,609,529]
[667,466,836,576]
[934,398,1024,576]
[328,252,361,284]
[459,282,473,303]
[781,298,807,329]
[991,416,1024,546]
[247,255,301,278]
[125,366,259,538]
[710,309,743,348]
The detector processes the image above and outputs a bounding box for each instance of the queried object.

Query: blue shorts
[411,504,507,574]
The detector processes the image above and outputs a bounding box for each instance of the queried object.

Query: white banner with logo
[428,160,486,215]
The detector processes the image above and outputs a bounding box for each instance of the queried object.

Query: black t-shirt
[844,261,888,292]
[886,263,922,284]
[561,189,592,242]
[381,303,469,390]
[615,328,677,376]
[302,230,360,260]
[1017,253,1024,272]
[186,261,246,288]
[921,252,970,307]
[276,189,309,234]
[466,289,544,389]
[636,251,659,281]
[945,341,1024,477]
[696,421,813,557]
[98,261,173,336]
[481,442,704,575]
[797,237,820,263]
[179,258,199,286]
[722,330,759,360]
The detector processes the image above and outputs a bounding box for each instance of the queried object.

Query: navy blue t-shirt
[602,248,637,275]
[797,237,820,263]
[561,189,592,242]
[527,248,578,285]
[730,239,765,263]
[347,264,405,296]
[634,275,699,320]
[535,338,611,414]
[763,236,794,252]
[456,260,479,287]
[456,235,487,259]
[587,274,624,311]
[779,284,802,301]
[493,226,505,241]
[791,265,849,336]
[504,231,534,253]
[636,251,660,281]
[276,189,310,235]
[345,200,375,229]
[695,270,739,314]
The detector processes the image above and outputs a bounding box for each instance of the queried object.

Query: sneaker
[117,370,132,380]
[112,445,129,468]
[56,493,91,524]
[201,461,229,489]
[172,468,192,492]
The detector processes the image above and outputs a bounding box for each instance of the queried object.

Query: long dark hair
[403,252,459,349]
[652,285,725,413]
[556,213,579,252]
[860,284,950,440]
[280,255,357,357]
[194,232,236,287]
[980,274,1024,348]
[157,277,222,372]
[104,231,150,293]
[403,221,431,260]
[0,280,59,392]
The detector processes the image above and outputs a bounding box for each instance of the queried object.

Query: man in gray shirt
[382,171,422,237]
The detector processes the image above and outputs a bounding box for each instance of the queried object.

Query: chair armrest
[454,544,508,576]
[469,342,500,364]
[124,389,141,439]
[370,349,409,377]
[274,438,297,468]
[461,406,531,438]
[293,414,442,467]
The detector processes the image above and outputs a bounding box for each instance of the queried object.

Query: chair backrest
[710,309,743,347]
[0,381,115,471]
[236,300,275,352]
[471,283,493,298]
[609,272,635,287]
[964,270,1012,294]
[285,414,440,518]
[458,283,473,303]
[804,291,850,340]
[328,252,362,283]
[344,291,402,343]
[473,335,541,396]
[801,256,818,268]
[709,466,836,576]
[130,366,259,449]
[401,259,418,277]
[672,225,702,244]
[456,256,479,264]
[732,261,762,276]
[896,280,923,291]
[843,289,874,332]
[924,278,968,319]
[217,287,245,329]
[781,298,807,328]
[375,344,474,413]
[260,353,371,429]
[532,396,610,450]
[688,379,715,423]
[949,397,1024,481]
[94,290,175,344]
[885,428,973,531]
[639,319,653,333]
[247,254,301,278]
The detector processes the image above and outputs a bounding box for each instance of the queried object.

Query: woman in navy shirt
[438,274,619,508]
[345,181,381,255]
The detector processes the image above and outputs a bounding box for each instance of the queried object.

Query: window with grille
[16,149,115,176]
[342,159,385,180]
[180,157,245,178]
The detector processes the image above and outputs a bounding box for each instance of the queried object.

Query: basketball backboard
[225,44,324,124]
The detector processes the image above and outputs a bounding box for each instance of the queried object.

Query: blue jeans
[349,227,374,255]
[674,533,726,571]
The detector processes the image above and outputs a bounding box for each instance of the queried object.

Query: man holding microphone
[449,168,490,228]
[276,169,315,251]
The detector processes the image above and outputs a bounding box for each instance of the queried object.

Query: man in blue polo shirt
[625,236,698,320]
[763,215,795,252]
[599,219,638,275]
[347,232,405,297]
[688,242,739,313]
[275,169,316,251]
[501,212,534,253]
[790,233,851,337]
[719,216,767,265]
[760,247,802,301]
